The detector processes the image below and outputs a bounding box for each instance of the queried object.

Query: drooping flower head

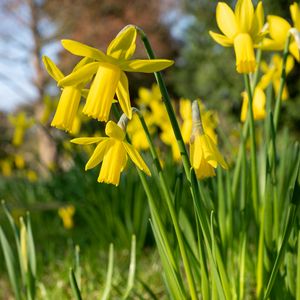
[189,101,228,180]
[43,56,91,132]
[209,0,265,73]
[240,87,266,122]
[58,25,174,122]
[262,3,300,61]
[71,120,151,186]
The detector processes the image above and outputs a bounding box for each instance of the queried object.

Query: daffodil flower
[58,205,75,229]
[209,0,265,73]
[240,87,266,122]
[71,120,151,185]
[189,101,227,180]
[258,54,294,101]
[8,112,34,146]
[43,56,91,132]
[262,3,300,61]
[58,25,174,122]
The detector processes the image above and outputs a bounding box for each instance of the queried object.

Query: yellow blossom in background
[209,0,265,73]
[240,87,266,122]
[258,54,294,100]
[71,121,151,186]
[1,160,12,177]
[137,84,162,107]
[14,154,25,169]
[40,95,58,125]
[8,112,34,147]
[43,56,91,132]
[127,114,152,150]
[58,205,75,229]
[27,170,38,182]
[262,3,300,61]
[58,25,173,122]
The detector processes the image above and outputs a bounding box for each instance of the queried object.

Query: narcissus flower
[190,101,228,180]
[8,112,34,146]
[240,87,266,122]
[262,3,300,61]
[43,56,90,132]
[258,54,294,101]
[209,0,265,73]
[71,120,151,186]
[58,205,75,229]
[58,25,173,122]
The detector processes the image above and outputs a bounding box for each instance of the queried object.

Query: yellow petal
[209,31,233,46]
[250,2,264,38]
[120,59,174,73]
[98,141,127,186]
[290,2,300,31]
[42,56,64,82]
[86,139,112,170]
[261,38,284,51]
[233,33,256,73]
[73,57,94,71]
[216,2,238,38]
[123,142,151,176]
[71,137,105,144]
[116,72,132,119]
[235,0,254,33]
[82,63,121,121]
[51,87,81,132]
[289,40,300,61]
[267,15,291,46]
[61,39,107,61]
[107,25,137,60]
[105,121,125,141]
[286,55,295,73]
[190,135,203,169]
[58,62,100,87]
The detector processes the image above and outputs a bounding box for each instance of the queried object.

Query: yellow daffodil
[8,112,34,146]
[1,160,12,177]
[58,205,75,229]
[262,3,300,61]
[14,154,25,169]
[27,170,38,182]
[209,0,265,73]
[240,87,266,122]
[190,101,228,180]
[258,54,294,101]
[43,56,91,132]
[137,84,162,107]
[39,95,58,125]
[71,120,151,186]
[58,25,173,122]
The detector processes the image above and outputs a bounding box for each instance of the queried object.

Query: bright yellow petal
[123,142,151,176]
[235,0,254,33]
[107,25,137,60]
[289,40,300,61]
[86,139,112,170]
[233,33,256,73]
[105,121,125,141]
[190,135,203,169]
[51,87,81,132]
[267,15,291,45]
[116,72,132,119]
[209,31,233,46]
[120,59,174,73]
[58,62,100,87]
[42,56,64,82]
[61,39,107,61]
[216,2,238,38]
[240,91,248,122]
[71,137,105,144]
[98,141,126,186]
[286,55,295,73]
[250,2,264,39]
[290,2,300,31]
[73,57,94,71]
[82,63,121,121]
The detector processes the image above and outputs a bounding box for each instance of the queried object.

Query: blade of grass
[101,243,114,300]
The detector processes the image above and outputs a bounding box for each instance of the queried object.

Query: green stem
[136,111,198,300]
[232,48,262,200]
[244,73,259,220]
[273,34,291,131]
